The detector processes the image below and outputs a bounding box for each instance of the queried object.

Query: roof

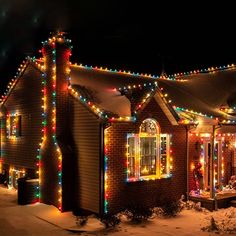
[158,66,236,124]
[0,58,42,106]
[2,52,236,127]
[70,64,159,119]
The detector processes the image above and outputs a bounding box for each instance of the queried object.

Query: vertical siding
[69,96,100,214]
[1,64,42,172]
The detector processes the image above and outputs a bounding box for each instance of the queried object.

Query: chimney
[40,32,72,211]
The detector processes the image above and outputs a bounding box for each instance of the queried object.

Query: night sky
[1,0,236,94]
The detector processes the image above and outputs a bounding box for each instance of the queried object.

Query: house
[0,33,236,215]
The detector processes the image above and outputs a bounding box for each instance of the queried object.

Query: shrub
[124,205,153,223]
[160,199,182,217]
[100,214,121,229]
[76,216,88,227]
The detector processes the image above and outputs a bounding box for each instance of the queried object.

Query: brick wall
[40,39,72,211]
[105,97,187,214]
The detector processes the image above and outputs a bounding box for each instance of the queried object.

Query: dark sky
[1,0,236,94]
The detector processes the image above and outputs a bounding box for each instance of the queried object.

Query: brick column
[40,33,72,211]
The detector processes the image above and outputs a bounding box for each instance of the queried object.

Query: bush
[76,216,88,227]
[124,205,153,223]
[159,199,182,217]
[101,214,121,229]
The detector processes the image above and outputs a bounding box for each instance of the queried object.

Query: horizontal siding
[1,64,42,172]
[70,96,100,213]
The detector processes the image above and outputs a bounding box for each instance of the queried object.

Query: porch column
[210,125,216,199]
[186,126,190,200]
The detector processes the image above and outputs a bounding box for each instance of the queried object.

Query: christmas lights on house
[8,167,26,188]
[104,128,109,214]
[1,31,236,215]
[35,72,47,202]
[126,120,173,182]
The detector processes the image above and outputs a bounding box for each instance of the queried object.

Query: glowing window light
[126,119,173,182]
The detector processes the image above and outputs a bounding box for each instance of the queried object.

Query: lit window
[127,118,172,182]
[160,134,172,177]
[6,114,21,138]
[127,135,136,179]
[139,119,159,177]
[9,167,25,189]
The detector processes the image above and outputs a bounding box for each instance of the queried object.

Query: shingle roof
[70,64,157,118]
[158,67,236,123]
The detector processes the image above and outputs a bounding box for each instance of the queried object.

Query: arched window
[127,118,172,181]
[139,119,159,177]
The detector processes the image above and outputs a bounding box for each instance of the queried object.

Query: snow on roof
[70,64,156,117]
[158,67,236,122]
[2,54,236,126]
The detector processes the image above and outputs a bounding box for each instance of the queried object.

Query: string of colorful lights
[1,33,236,214]
[104,128,109,214]
[35,72,47,203]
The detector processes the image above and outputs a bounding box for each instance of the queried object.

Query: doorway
[202,138,222,190]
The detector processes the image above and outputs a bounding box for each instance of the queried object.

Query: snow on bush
[202,207,236,234]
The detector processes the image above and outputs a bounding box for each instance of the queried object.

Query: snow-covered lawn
[0,186,236,235]
[0,186,73,236]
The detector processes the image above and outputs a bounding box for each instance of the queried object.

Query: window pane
[140,119,158,135]
[8,115,21,137]
[10,116,14,136]
[127,136,135,178]
[160,135,167,175]
[140,137,156,176]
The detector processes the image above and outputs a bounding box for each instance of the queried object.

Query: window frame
[6,114,21,139]
[126,118,172,182]
[160,133,171,178]
[139,131,160,180]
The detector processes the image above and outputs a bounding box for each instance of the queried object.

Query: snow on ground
[0,186,73,236]
[1,185,236,235]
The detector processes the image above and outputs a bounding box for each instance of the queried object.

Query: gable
[137,96,179,128]
[1,63,42,110]
[153,92,179,125]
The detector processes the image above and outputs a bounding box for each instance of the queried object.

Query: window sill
[127,174,172,182]
[160,174,172,179]
[7,136,21,140]
[127,175,159,182]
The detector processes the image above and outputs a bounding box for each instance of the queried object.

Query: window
[127,119,172,181]
[160,134,172,176]
[6,114,21,138]
[127,135,136,179]
[9,167,26,189]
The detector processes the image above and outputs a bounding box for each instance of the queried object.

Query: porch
[189,190,236,211]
